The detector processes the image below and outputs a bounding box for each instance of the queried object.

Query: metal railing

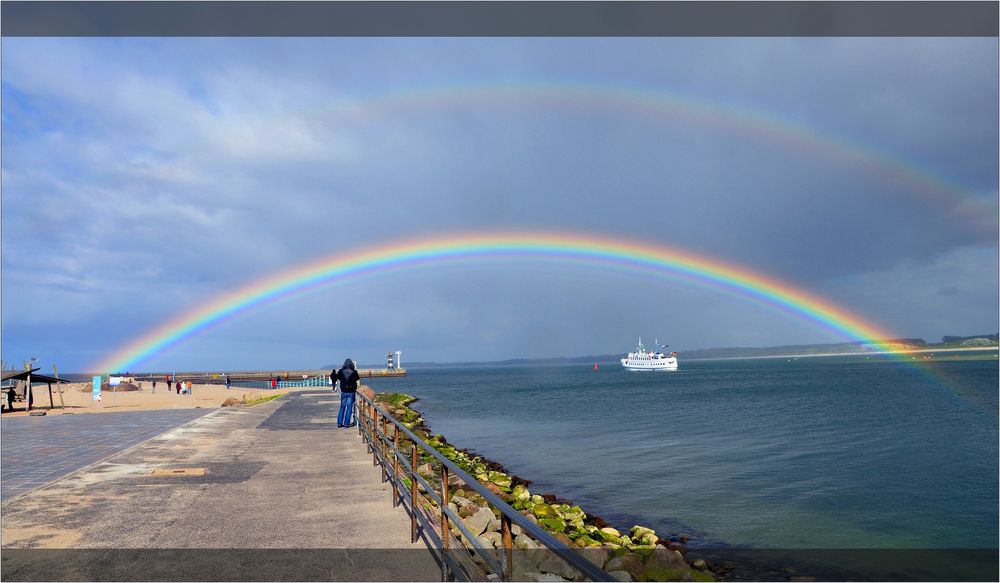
[276,376,331,388]
[355,391,616,582]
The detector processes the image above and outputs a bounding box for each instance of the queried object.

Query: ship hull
[621,358,678,371]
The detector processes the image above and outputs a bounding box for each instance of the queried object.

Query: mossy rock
[690,570,715,582]
[487,470,512,489]
[511,484,531,501]
[594,529,623,544]
[643,567,692,581]
[575,535,601,548]
[530,494,545,504]
[558,505,586,520]
[538,517,566,532]
[637,534,659,547]
[375,392,418,408]
[532,503,556,518]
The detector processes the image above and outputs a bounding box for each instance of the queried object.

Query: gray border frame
[1,1,997,37]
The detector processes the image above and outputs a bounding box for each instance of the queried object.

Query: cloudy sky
[2,37,997,372]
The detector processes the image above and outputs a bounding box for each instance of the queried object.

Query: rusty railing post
[501,514,513,580]
[359,398,368,449]
[392,425,400,507]
[372,404,379,467]
[380,416,389,482]
[410,443,418,543]
[441,464,451,581]
[356,397,362,437]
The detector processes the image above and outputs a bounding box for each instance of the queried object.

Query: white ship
[621,337,678,371]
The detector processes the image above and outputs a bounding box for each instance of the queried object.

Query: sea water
[366,356,998,552]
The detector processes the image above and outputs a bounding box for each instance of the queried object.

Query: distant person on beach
[335,359,360,428]
[225,375,231,390]
[152,380,157,391]
[271,377,277,390]
[175,381,181,394]
[330,368,339,391]
[6,387,14,412]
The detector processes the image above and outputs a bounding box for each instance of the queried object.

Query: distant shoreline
[684,346,1000,362]
[405,345,999,368]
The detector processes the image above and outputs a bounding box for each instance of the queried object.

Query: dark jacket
[336,359,360,393]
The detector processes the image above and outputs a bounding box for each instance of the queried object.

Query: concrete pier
[1,389,437,581]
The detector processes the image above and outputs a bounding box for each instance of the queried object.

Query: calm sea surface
[366,356,998,550]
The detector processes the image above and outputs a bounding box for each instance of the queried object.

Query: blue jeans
[338,391,356,426]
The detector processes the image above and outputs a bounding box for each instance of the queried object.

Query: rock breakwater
[372,391,721,582]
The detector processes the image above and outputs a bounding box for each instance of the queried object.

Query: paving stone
[1,409,210,501]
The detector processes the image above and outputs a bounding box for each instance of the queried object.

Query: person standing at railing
[335,358,360,428]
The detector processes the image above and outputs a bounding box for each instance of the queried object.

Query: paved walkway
[1,409,211,501]
[1,390,440,581]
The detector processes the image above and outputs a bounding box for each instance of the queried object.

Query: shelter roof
[1,368,70,384]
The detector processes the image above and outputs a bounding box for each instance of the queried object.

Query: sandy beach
[1,382,292,418]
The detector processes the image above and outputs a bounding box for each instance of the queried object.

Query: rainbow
[320,81,996,234]
[94,232,904,373]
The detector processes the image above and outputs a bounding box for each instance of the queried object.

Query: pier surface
[1,389,438,581]
[1,409,211,501]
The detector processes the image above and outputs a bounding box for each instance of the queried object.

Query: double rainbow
[94,232,900,373]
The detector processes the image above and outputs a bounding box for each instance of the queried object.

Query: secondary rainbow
[320,81,996,234]
[94,232,902,373]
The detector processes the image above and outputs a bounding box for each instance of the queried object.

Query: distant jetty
[130,368,406,384]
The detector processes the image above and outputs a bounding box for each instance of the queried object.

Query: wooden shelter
[1,368,70,412]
